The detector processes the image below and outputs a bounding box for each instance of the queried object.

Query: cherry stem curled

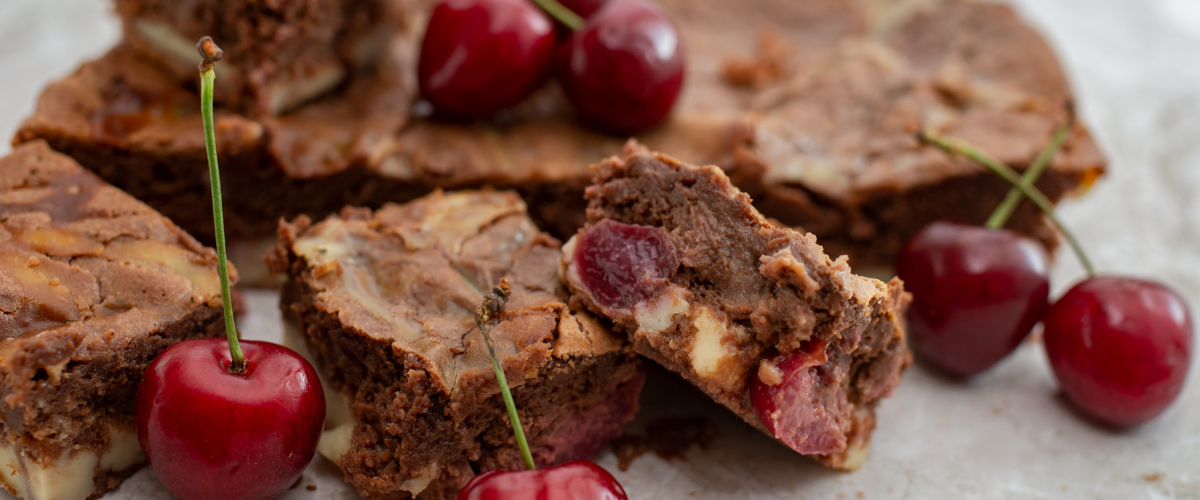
[985,104,1077,230]
[475,280,536,470]
[197,36,244,373]
[918,128,1095,277]
[530,0,584,31]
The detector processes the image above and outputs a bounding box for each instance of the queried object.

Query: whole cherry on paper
[418,0,557,118]
[1043,276,1193,428]
[895,221,1051,377]
[136,339,326,500]
[558,0,685,133]
[457,461,628,500]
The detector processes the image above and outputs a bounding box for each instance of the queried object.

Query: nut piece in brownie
[114,0,404,115]
[0,141,230,500]
[16,0,1106,274]
[561,146,911,469]
[269,190,643,500]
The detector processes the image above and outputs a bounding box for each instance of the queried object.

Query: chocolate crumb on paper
[611,417,715,471]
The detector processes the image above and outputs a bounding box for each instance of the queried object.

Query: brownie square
[560,145,911,470]
[0,141,230,500]
[113,0,405,115]
[268,190,643,500]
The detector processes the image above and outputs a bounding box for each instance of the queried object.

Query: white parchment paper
[1,0,1198,498]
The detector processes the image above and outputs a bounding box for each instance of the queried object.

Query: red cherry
[418,0,557,118]
[558,0,685,133]
[136,339,326,500]
[1043,277,1193,428]
[749,339,847,455]
[895,222,1051,377]
[458,461,628,500]
[573,219,678,309]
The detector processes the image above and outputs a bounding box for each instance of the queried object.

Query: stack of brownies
[0,0,1108,499]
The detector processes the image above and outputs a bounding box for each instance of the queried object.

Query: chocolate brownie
[268,190,643,500]
[114,0,405,115]
[560,145,910,470]
[0,141,229,500]
[15,0,1105,277]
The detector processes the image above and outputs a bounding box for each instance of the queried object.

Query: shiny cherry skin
[418,0,557,118]
[558,0,685,133]
[136,339,325,500]
[458,461,627,500]
[1043,277,1193,428]
[895,222,1051,377]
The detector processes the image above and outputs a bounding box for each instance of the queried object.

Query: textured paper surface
[1,0,1198,498]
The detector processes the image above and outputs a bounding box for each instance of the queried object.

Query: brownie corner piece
[561,146,911,470]
[113,0,405,115]
[273,189,643,499]
[0,140,229,500]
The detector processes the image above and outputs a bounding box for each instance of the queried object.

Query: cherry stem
[985,111,1076,230]
[197,37,245,374]
[530,0,584,31]
[919,128,1096,277]
[474,280,536,471]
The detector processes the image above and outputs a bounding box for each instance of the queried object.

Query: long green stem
[985,122,1073,229]
[920,128,1095,277]
[530,0,584,31]
[476,315,536,470]
[474,282,534,471]
[199,39,244,373]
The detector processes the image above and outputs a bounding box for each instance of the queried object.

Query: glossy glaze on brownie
[560,146,910,469]
[114,0,405,115]
[16,0,1105,271]
[268,190,642,500]
[0,141,229,500]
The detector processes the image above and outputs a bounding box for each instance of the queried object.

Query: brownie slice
[560,145,910,470]
[114,0,405,115]
[16,0,1105,275]
[268,190,643,500]
[0,141,229,500]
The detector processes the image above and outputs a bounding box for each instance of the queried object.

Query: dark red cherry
[558,0,685,133]
[749,339,846,455]
[573,219,678,309]
[895,222,1051,377]
[418,0,557,118]
[1043,276,1193,428]
[458,461,628,500]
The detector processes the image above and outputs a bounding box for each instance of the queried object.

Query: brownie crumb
[612,417,714,471]
[306,484,318,491]
[722,31,792,88]
[1142,472,1163,482]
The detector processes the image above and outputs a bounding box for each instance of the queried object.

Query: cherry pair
[418,0,684,132]
[899,128,1193,429]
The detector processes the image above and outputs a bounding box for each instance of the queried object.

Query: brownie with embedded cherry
[268,190,642,500]
[0,141,230,500]
[560,145,911,469]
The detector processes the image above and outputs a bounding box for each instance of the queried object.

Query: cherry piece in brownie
[561,146,911,469]
[269,190,642,500]
[0,141,230,500]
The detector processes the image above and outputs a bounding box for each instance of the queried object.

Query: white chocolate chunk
[317,423,354,465]
[264,63,346,115]
[0,426,145,500]
[634,286,689,334]
[399,462,441,497]
[133,19,200,69]
[690,306,730,379]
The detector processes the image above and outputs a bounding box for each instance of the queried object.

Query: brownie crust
[269,190,642,500]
